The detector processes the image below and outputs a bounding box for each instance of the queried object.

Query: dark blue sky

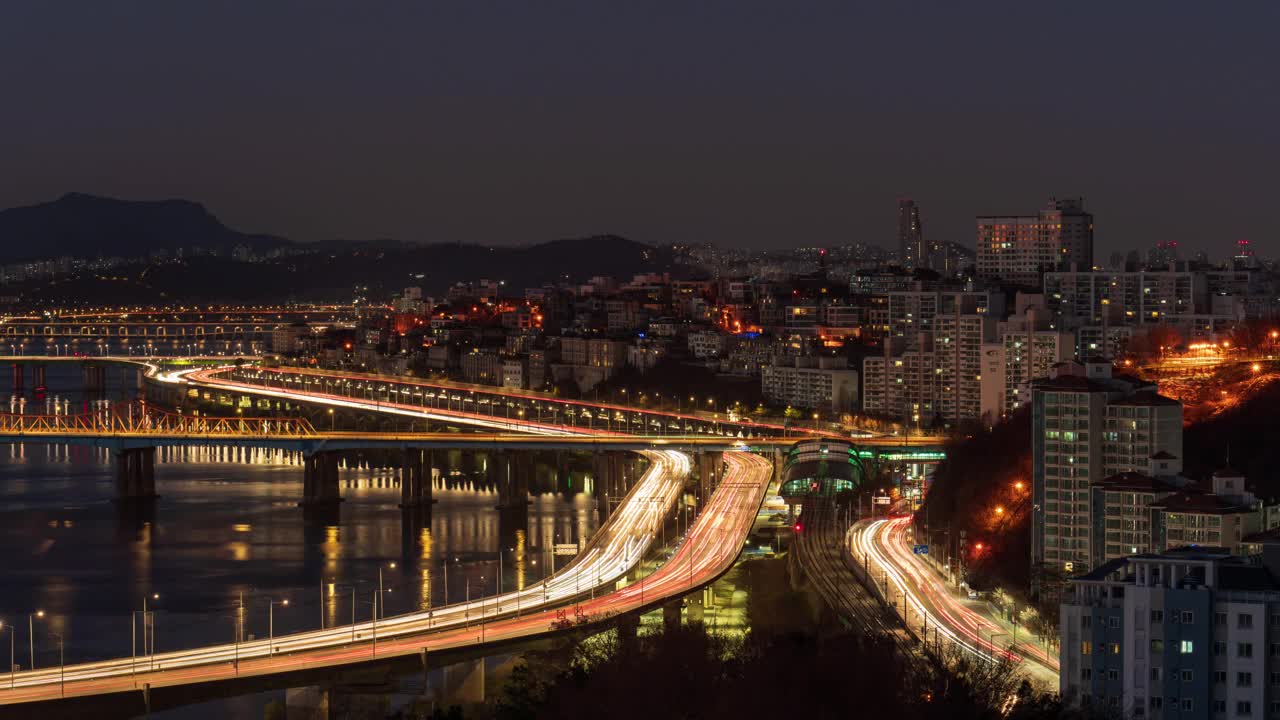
[2,2,1276,257]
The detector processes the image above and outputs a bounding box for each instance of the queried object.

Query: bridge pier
[496,452,532,510]
[301,451,343,506]
[10,363,22,393]
[113,447,158,499]
[662,600,683,631]
[696,451,722,506]
[592,452,617,523]
[82,364,106,392]
[460,450,477,478]
[399,448,437,508]
[33,364,46,391]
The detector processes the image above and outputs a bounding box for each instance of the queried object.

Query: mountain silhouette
[0,193,286,263]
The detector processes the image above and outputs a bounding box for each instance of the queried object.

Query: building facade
[761,358,858,413]
[1031,360,1183,575]
[977,197,1093,285]
[1060,548,1280,719]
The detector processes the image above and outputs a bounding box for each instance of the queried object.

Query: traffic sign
[913,544,929,555]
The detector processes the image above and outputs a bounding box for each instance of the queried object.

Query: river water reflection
[0,364,600,717]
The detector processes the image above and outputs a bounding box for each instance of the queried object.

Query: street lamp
[378,562,397,620]
[28,610,44,671]
[132,592,160,676]
[0,621,14,688]
[269,599,289,654]
[356,592,379,656]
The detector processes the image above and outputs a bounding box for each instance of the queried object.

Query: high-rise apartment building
[761,357,859,412]
[1059,547,1280,717]
[1031,360,1182,576]
[862,312,995,424]
[1044,269,1247,343]
[898,199,925,269]
[977,198,1094,285]
[869,289,1004,348]
[983,305,1075,417]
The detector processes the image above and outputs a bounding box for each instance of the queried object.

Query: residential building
[862,312,996,425]
[874,289,1003,348]
[977,197,1093,285]
[460,349,503,385]
[1059,547,1280,718]
[270,323,311,354]
[1031,360,1182,575]
[995,306,1075,415]
[898,198,925,269]
[760,357,858,413]
[688,330,735,360]
[501,357,526,389]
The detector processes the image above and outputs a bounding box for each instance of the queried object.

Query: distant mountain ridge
[0,193,287,263]
[1,194,686,303]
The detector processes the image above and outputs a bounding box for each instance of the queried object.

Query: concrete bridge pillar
[592,451,617,523]
[82,364,106,392]
[440,658,487,708]
[496,451,532,510]
[301,451,343,505]
[554,449,567,489]
[662,600,683,631]
[697,451,722,505]
[114,447,158,499]
[399,448,437,508]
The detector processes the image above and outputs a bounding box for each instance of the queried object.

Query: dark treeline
[481,622,1098,720]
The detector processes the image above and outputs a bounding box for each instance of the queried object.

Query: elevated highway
[0,451,773,707]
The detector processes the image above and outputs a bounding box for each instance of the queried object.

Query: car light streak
[0,452,770,705]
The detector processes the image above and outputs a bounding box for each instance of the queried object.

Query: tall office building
[1030,360,1183,577]
[898,199,925,269]
[977,197,1094,285]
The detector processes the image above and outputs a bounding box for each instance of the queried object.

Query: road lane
[0,452,770,705]
[852,517,1058,687]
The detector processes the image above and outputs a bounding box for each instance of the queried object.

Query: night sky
[2,2,1276,257]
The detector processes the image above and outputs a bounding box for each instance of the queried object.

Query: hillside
[0,193,286,262]
[16,235,684,304]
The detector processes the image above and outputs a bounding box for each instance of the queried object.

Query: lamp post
[378,562,397,620]
[139,592,159,671]
[0,621,14,688]
[269,599,289,654]
[28,610,44,671]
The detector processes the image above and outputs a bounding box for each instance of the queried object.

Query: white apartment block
[1031,360,1183,575]
[862,313,994,424]
[761,359,858,413]
[1060,548,1280,720]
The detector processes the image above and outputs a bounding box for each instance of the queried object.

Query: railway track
[790,499,921,662]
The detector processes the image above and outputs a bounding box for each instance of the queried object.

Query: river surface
[0,364,600,718]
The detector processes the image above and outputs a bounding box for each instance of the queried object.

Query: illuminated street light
[269,599,290,653]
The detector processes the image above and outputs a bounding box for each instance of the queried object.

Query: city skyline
[2,3,1277,256]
